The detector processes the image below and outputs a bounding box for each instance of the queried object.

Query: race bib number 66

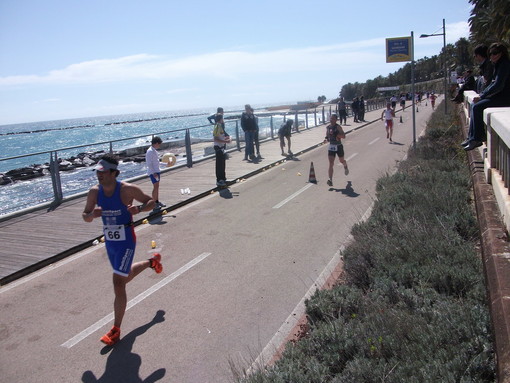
[103,225,126,241]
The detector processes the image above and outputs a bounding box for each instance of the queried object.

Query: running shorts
[328,144,345,158]
[104,225,137,277]
[149,173,161,184]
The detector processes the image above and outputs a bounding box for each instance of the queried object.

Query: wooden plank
[0,120,337,283]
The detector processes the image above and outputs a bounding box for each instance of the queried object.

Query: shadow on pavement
[329,181,360,197]
[81,310,166,383]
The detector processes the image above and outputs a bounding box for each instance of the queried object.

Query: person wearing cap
[82,153,162,346]
[145,136,165,209]
[278,119,294,156]
[324,113,349,187]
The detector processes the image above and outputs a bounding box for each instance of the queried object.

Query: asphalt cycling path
[0,104,435,382]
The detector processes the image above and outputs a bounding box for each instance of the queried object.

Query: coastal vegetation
[339,38,472,101]
[340,0,510,102]
[236,101,495,382]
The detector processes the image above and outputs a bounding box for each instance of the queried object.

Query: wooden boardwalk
[0,108,386,285]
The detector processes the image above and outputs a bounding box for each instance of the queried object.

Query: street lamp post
[420,18,447,114]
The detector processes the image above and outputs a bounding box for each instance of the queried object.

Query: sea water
[0,105,297,216]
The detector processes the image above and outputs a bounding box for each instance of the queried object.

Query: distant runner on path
[82,153,163,346]
[324,113,349,187]
[381,103,396,142]
[430,93,437,109]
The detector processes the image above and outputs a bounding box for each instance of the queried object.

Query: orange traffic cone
[308,162,317,183]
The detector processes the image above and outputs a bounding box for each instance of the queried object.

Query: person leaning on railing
[462,42,510,151]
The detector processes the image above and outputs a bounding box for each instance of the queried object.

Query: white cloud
[34,98,60,104]
[0,39,387,88]
[447,21,470,43]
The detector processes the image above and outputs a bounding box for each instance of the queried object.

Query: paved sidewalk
[0,102,423,285]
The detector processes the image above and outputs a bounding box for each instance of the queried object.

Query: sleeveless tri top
[326,123,342,146]
[98,181,132,227]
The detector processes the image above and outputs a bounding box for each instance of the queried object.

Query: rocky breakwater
[0,137,211,186]
[0,151,107,185]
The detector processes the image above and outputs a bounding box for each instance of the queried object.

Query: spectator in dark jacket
[241,104,257,161]
[358,96,366,121]
[463,42,510,150]
[474,44,494,93]
[351,97,359,123]
[451,69,477,103]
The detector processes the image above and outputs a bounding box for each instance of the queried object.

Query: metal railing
[0,99,387,216]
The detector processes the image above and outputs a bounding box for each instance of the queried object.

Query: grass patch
[238,102,495,382]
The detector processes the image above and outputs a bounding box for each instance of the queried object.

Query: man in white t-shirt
[145,136,165,208]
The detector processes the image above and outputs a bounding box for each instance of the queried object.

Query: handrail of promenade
[463,90,510,231]
[0,99,387,217]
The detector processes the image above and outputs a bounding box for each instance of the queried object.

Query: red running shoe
[100,326,120,346]
[149,253,163,274]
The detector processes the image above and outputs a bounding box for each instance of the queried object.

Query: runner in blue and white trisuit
[82,153,163,346]
[324,113,349,187]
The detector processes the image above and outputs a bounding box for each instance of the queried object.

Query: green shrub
[239,106,495,383]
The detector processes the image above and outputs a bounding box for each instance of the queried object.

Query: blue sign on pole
[386,37,412,63]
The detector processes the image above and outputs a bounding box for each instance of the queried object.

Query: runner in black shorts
[324,114,349,187]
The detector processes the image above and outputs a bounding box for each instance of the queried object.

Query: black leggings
[215,146,226,182]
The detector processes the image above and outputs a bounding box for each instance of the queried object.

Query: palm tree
[469,0,510,45]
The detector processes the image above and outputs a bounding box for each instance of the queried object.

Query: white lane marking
[345,153,358,161]
[369,137,380,145]
[272,183,314,209]
[1,213,178,292]
[61,252,212,349]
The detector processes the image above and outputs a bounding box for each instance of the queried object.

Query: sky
[0,0,472,125]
